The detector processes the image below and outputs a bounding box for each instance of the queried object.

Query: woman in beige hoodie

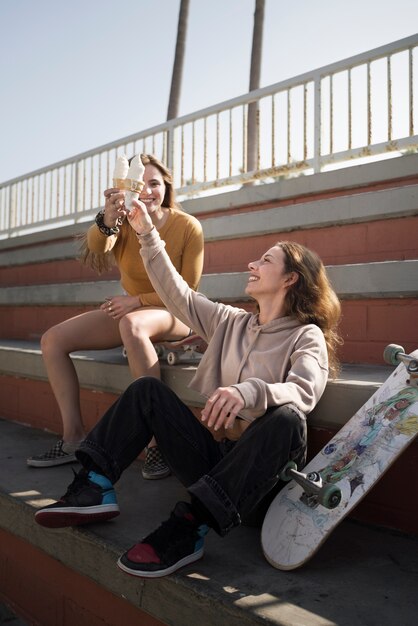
[35,196,342,579]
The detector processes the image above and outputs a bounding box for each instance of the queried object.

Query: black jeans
[76,377,307,536]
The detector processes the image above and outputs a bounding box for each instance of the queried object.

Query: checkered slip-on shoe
[27,439,79,468]
[141,446,171,480]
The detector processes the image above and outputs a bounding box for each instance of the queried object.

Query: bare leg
[119,307,190,380]
[41,310,123,442]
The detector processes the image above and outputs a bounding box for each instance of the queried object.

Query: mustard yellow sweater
[87,208,204,307]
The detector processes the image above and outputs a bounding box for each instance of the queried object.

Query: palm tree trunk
[167,0,190,120]
[247,0,265,175]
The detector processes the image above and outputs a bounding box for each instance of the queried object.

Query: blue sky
[1,0,417,182]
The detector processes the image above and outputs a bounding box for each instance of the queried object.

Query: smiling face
[245,245,298,301]
[139,164,166,215]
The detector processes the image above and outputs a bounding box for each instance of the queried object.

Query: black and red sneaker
[117,501,209,578]
[35,469,120,528]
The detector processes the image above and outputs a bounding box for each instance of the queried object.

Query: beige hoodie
[140,228,329,421]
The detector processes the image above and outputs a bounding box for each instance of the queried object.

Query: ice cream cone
[124,155,145,212]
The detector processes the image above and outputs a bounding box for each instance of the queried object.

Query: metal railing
[1,34,417,239]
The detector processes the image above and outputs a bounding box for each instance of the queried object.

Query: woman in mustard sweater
[27,155,204,478]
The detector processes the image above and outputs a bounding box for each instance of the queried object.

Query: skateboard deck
[154,334,207,365]
[261,344,418,570]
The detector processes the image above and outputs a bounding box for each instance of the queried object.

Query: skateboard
[261,344,418,571]
[154,334,207,365]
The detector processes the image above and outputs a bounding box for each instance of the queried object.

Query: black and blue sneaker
[117,501,209,578]
[34,469,120,528]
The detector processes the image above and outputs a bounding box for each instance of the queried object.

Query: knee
[40,325,61,356]
[279,404,305,428]
[119,315,148,347]
[125,377,171,427]
[128,376,166,395]
[260,404,306,438]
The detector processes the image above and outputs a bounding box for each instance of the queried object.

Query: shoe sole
[35,505,120,528]
[116,547,204,578]
[27,456,78,468]
[141,469,171,480]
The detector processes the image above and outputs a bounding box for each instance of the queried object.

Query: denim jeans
[76,377,307,536]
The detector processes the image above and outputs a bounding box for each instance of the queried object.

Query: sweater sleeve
[139,216,204,307]
[139,227,223,339]
[86,223,119,253]
[232,328,329,416]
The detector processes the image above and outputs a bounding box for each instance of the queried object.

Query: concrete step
[0,418,417,626]
[0,339,395,431]
[1,260,417,305]
[2,339,416,540]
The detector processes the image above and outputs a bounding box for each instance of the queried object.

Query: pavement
[0,417,417,626]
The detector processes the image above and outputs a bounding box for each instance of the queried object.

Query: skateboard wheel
[319,484,342,509]
[383,344,404,366]
[279,460,297,482]
[167,352,179,365]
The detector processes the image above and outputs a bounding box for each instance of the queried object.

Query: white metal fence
[1,34,417,239]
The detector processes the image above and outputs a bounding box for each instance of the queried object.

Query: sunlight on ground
[243,594,337,625]
[187,572,210,581]
[9,490,55,507]
[222,586,241,594]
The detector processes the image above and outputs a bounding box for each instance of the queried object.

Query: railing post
[10,184,16,230]
[4,186,11,232]
[74,160,80,216]
[313,72,321,173]
[246,101,259,174]
[166,127,175,174]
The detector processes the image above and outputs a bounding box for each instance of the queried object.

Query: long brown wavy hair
[78,153,179,272]
[278,240,343,377]
[140,153,179,210]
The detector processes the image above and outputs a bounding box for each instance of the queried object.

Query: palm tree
[247,0,265,174]
[167,0,190,120]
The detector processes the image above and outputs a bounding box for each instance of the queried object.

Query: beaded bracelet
[95,209,122,236]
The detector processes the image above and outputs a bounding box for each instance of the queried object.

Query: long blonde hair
[78,154,179,272]
[278,241,343,377]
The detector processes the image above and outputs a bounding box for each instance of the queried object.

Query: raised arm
[127,200,219,338]
[139,217,204,307]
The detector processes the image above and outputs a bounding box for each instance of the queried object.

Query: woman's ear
[285,271,299,287]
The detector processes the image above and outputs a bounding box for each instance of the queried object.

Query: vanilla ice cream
[112,155,129,187]
[124,154,145,212]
